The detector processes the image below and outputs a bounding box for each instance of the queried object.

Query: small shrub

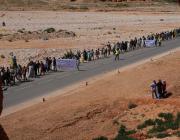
[160,19,164,21]
[158,113,174,121]
[118,125,126,136]
[113,119,119,125]
[107,31,112,34]
[114,125,137,140]
[148,125,166,134]
[44,28,56,33]
[0,54,5,59]
[92,136,108,140]
[25,39,29,42]
[144,119,155,126]
[8,39,12,42]
[175,131,180,137]
[154,118,164,126]
[28,31,32,34]
[156,133,171,138]
[137,123,146,130]
[175,112,180,126]
[114,135,137,140]
[126,129,137,135]
[128,103,137,109]
[115,3,129,8]
[17,29,24,33]
[79,6,89,10]
[164,121,178,130]
[137,119,155,130]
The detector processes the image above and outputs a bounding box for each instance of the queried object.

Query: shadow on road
[0,124,9,140]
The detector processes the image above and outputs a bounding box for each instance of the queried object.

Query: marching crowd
[0,28,180,88]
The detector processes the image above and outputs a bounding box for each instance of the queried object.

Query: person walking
[22,66,27,81]
[52,57,57,72]
[158,37,162,47]
[115,48,120,61]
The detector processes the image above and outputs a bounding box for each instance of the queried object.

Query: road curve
[3,38,180,109]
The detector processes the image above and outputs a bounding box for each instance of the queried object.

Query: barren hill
[0,0,178,11]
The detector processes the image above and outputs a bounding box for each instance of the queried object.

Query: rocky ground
[0,28,76,42]
[0,49,179,140]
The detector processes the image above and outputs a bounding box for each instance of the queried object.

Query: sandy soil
[0,49,179,140]
[0,10,180,66]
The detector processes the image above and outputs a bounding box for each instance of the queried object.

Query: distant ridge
[0,0,177,11]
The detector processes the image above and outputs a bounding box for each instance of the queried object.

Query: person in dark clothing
[107,43,111,56]
[40,61,45,76]
[52,57,57,72]
[5,67,11,86]
[48,57,52,71]
[45,57,49,72]
[22,66,27,81]
[83,50,87,61]
[34,62,38,78]
[162,81,167,97]
[0,77,3,116]
[156,80,163,98]
[36,61,40,75]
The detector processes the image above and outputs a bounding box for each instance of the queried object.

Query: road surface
[3,38,180,109]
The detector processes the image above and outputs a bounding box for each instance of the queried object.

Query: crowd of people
[0,28,180,88]
[150,80,167,99]
[113,29,179,60]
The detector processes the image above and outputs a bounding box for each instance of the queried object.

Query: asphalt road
[3,38,180,109]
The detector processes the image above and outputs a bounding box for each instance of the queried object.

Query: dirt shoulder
[0,49,179,140]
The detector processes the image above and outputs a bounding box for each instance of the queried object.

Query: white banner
[56,59,77,71]
[145,40,156,47]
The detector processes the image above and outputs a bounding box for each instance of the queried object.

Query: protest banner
[56,59,77,71]
[145,40,156,47]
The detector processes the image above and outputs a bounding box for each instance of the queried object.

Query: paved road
[3,38,180,109]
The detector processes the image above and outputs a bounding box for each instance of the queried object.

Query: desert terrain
[0,47,180,140]
[0,1,180,140]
